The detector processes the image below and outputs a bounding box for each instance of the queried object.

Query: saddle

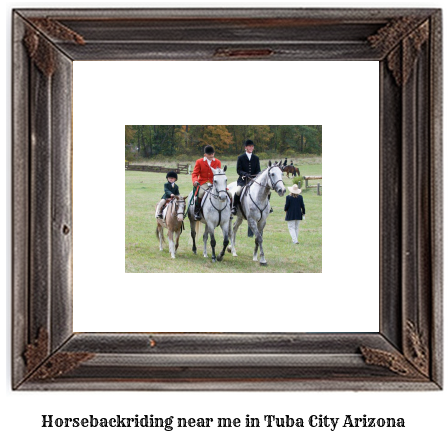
[161,198,174,222]
[238,186,249,220]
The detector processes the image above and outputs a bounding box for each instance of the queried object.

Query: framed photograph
[12,8,442,390]
[121,124,322,273]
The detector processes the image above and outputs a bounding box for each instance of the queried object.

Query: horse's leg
[209,226,217,263]
[229,214,243,257]
[175,228,181,251]
[174,228,182,258]
[167,229,175,259]
[257,219,268,265]
[190,219,197,255]
[217,221,230,262]
[248,218,260,261]
[203,225,209,258]
[157,224,163,251]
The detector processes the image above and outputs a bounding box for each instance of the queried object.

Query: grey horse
[228,161,286,265]
[187,166,232,262]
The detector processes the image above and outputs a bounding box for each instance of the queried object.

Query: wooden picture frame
[12,8,442,390]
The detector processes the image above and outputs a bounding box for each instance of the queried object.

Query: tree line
[125,125,322,159]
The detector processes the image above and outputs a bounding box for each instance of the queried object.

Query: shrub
[293,175,305,190]
[125,150,138,162]
[257,152,269,160]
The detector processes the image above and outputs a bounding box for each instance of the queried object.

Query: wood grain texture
[12,13,30,388]
[12,7,443,391]
[429,9,443,388]
[50,49,73,350]
[379,59,402,350]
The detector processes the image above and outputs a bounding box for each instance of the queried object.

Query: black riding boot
[231,194,240,215]
[194,198,202,220]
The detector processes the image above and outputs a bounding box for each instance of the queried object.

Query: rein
[247,188,268,221]
[168,198,186,232]
[193,172,229,226]
[243,166,283,222]
[245,165,283,191]
[202,186,228,227]
[194,174,227,200]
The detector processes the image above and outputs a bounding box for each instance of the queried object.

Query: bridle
[210,173,228,200]
[246,165,284,192]
[170,197,186,220]
[202,172,229,227]
[244,165,284,222]
[195,173,227,200]
[267,165,284,191]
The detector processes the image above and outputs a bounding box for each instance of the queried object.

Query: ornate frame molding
[12,8,442,390]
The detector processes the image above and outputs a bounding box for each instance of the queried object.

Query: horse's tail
[195,219,202,236]
[156,224,165,243]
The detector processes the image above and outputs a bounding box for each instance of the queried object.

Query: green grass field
[125,157,322,273]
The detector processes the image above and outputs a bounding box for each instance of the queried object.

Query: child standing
[284,184,306,244]
[155,171,180,218]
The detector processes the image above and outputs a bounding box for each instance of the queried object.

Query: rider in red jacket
[192,145,222,220]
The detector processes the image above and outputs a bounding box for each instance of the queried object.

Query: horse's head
[211,166,228,202]
[173,195,187,222]
[268,161,286,196]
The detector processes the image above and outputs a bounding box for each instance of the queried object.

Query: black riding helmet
[204,145,215,154]
[166,171,178,181]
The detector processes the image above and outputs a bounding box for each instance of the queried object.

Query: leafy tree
[201,125,233,153]
[125,125,322,158]
[125,125,136,145]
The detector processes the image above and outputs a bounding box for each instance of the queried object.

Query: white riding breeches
[155,199,167,217]
[287,220,301,244]
[197,183,209,199]
[235,185,244,196]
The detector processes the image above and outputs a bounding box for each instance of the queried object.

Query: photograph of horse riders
[125,125,322,273]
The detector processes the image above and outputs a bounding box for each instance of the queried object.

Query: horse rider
[283,157,288,168]
[290,160,297,177]
[155,171,180,219]
[231,139,261,216]
[192,145,222,220]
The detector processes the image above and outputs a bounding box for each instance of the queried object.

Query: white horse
[187,166,232,262]
[227,161,286,265]
[155,195,187,259]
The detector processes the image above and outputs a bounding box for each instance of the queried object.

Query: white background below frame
[73,60,379,333]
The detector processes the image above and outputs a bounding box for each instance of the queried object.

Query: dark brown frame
[12,8,442,390]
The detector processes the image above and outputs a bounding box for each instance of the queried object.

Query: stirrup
[194,207,202,220]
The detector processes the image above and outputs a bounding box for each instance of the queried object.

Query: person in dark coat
[231,139,261,215]
[284,184,305,244]
[155,171,180,218]
[283,158,288,167]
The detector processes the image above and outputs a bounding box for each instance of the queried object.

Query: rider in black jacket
[231,140,261,215]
